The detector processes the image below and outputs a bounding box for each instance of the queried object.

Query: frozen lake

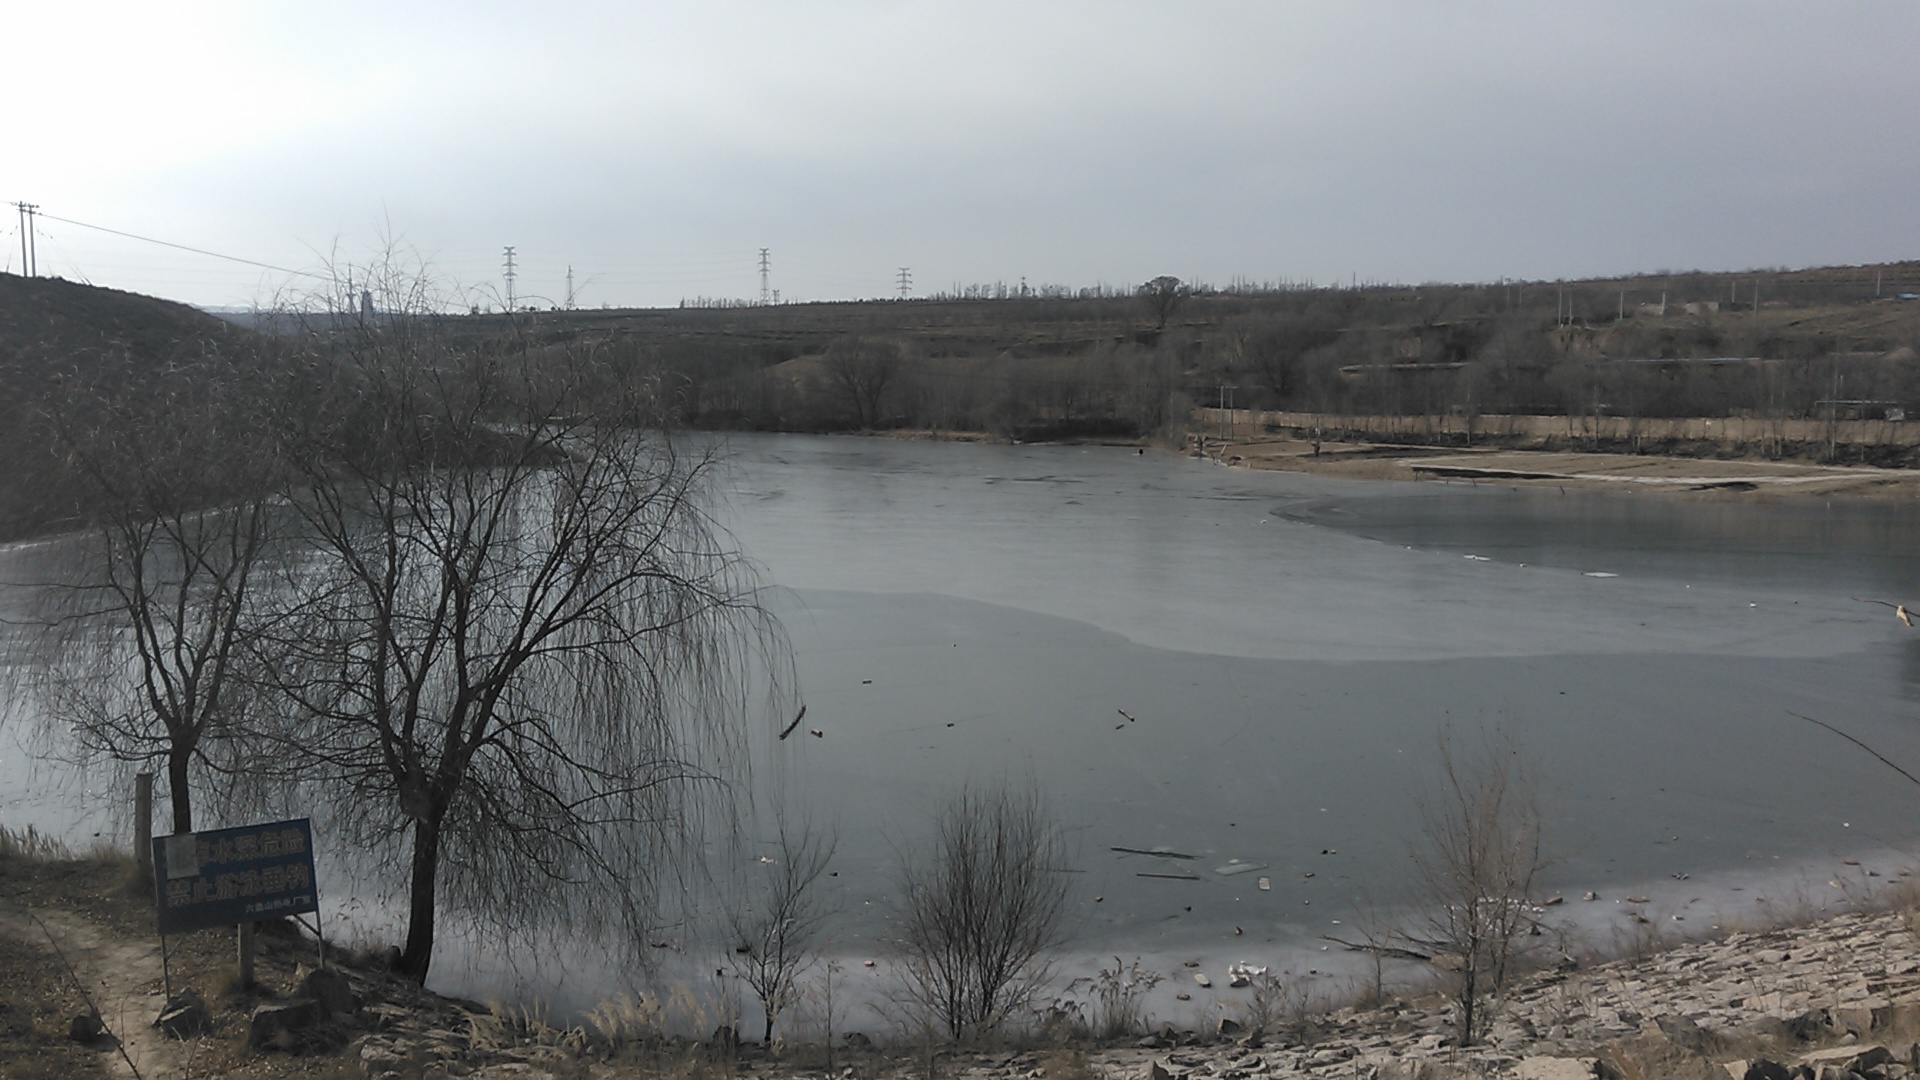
[6,432,1920,1027]
[707,434,1920,1007]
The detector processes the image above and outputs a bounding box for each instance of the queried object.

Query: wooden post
[133,773,153,884]
[237,921,256,989]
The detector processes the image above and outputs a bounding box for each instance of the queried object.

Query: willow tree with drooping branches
[256,264,796,983]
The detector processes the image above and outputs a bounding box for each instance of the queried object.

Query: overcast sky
[7,2,1918,310]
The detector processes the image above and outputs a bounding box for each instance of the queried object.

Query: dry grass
[584,992,666,1056]
[471,997,590,1055]
[1044,957,1163,1042]
[0,823,73,862]
[1236,971,1305,1034]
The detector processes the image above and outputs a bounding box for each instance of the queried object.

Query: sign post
[238,920,256,988]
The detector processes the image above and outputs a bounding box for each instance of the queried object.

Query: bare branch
[1788,710,1920,790]
[1407,727,1548,1048]
[894,783,1075,1040]
[726,816,839,1043]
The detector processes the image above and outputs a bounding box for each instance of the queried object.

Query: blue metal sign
[150,818,318,935]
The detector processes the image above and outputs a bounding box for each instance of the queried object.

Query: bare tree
[823,335,904,429]
[1138,276,1188,330]
[727,817,838,1044]
[1406,728,1547,1047]
[894,783,1074,1040]
[257,271,794,983]
[1243,315,1343,405]
[32,352,280,835]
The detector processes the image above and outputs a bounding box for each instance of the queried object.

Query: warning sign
[150,818,318,935]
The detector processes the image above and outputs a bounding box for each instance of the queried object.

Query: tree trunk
[1459,960,1477,1046]
[167,746,193,834]
[396,816,442,983]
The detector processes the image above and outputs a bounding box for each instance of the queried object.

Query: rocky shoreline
[1068,907,1920,1079]
[11,849,1920,1079]
[324,909,1920,1079]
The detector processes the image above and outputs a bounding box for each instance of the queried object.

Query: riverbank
[9,837,1920,1080]
[857,418,1920,500]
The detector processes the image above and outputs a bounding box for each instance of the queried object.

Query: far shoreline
[808,422,1920,502]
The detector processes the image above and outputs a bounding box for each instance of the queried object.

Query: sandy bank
[1195,435,1920,501]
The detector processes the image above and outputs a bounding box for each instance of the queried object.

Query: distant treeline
[489,262,1920,449]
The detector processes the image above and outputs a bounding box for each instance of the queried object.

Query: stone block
[1513,1056,1599,1079]
[300,967,358,1018]
[1833,1005,1877,1036]
[248,997,326,1051]
[67,1010,103,1042]
[155,990,210,1039]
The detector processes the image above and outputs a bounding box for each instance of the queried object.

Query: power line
[27,208,321,277]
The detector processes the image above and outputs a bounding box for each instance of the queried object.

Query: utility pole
[565,265,575,309]
[1828,366,1842,463]
[759,248,771,305]
[502,246,517,311]
[15,202,38,276]
[897,266,912,300]
[1217,383,1237,437]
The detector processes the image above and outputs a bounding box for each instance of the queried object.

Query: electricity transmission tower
[565,265,575,309]
[897,266,912,300]
[759,248,771,305]
[503,246,517,310]
[15,202,39,276]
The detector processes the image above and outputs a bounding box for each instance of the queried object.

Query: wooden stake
[238,921,256,989]
[133,773,152,884]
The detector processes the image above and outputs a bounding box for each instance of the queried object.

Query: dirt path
[0,896,190,1079]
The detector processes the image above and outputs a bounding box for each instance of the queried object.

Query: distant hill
[0,274,240,361]
[0,273,255,539]
[3,259,1915,540]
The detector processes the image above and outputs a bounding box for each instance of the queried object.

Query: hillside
[0,273,252,540]
[0,273,240,363]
